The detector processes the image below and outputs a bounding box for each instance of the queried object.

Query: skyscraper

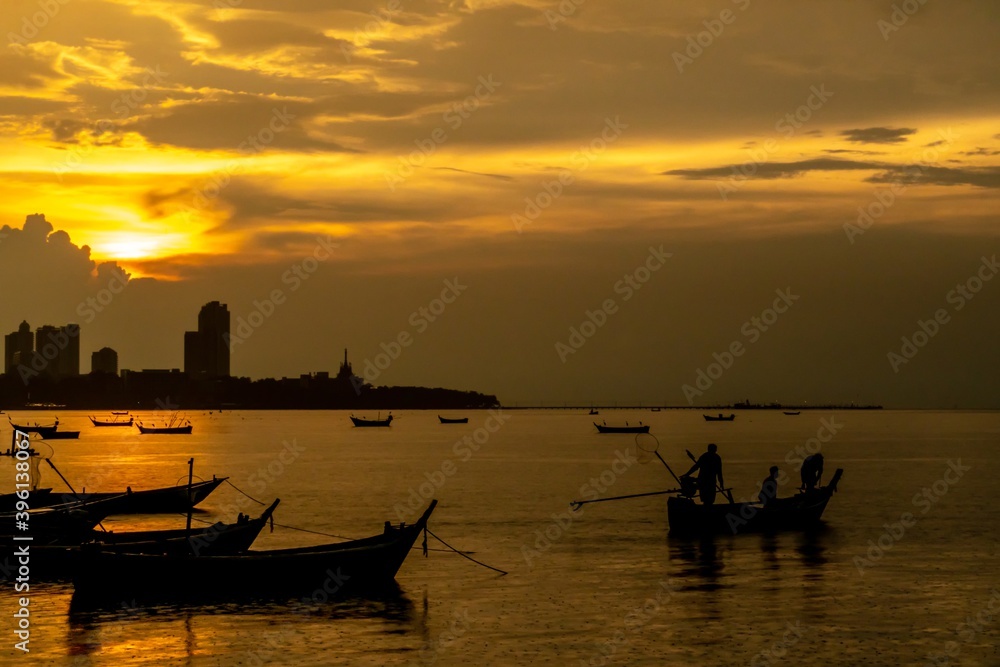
[184,301,231,378]
[33,324,80,378]
[4,320,33,374]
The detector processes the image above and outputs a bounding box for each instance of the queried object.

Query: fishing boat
[594,422,650,434]
[589,408,599,415]
[0,488,52,512]
[137,423,193,434]
[651,408,661,412]
[703,413,735,422]
[89,414,134,427]
[0,495,127,541]
[438,416,469,424]
[31,477,226,514]
[8,419,60,438]
[38,429,80,440]
[72,500,437,601]
[783,411,801,416]
[351,414,393,427]
[2,500,280,580]
[667,470,843,536]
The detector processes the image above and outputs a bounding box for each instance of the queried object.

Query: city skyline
[0,3,998,408]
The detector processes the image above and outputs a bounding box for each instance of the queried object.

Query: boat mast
[186,457,194,535]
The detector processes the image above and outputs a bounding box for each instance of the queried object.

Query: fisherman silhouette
[801,453,824,491]
[758,465,780,507]
[683,443,724,505]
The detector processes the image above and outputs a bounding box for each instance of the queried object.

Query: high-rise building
[4,320,33,374]
[184,301,230,379]
[32,324,80,378]
[91,347,118,375]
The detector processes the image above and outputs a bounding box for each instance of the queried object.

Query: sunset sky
[1,0,997,407]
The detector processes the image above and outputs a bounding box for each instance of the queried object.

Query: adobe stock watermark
[581,578,678,667]
[352,278,467,392]
[392,409,510,522]
[178,107,296,222]
[53,66,169,180]
[887,255,997,373]
[844,127,957,243]
[339,0,404,62]
[750,622,806,667]
[681,288,799,404]
[672,0,752,73]
[512,117,628,232]
[878,0,931,41]
[854,459,970,575]
[555,245,671,363]
[225,236,339,351]
[521,447,637,569]
[384,75,501,191]
[543,0,585,30]
[7,0,72,45]
[716,83,833,200]
[923,589,1000,667]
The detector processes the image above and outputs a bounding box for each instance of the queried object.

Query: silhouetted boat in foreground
[4,500,280,580]
[667,469,843,536]
[595,422,649,434]
[31,477,226,514]
[72,500,437,602]
[703,414,735,422]
[351,414,393,427]
[39,430,80,440]
[438,416,468,424]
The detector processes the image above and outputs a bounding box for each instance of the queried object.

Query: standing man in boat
[801,453,824,491]
[683,443,724,505]
[758,466,780,507]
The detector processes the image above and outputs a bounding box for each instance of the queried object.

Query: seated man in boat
[682,443,724,505]
[758,466,780,507]
[801,453,824,491]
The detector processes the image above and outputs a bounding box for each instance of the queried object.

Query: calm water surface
[1,409,998,666]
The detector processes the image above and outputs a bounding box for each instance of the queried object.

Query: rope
[224,479,266,505]
[426,528,507,576]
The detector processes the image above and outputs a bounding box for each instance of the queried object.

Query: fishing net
[634,433,660,465]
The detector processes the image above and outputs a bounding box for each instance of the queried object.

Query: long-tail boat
[32,477,226,514]
[89,414,134,427]
[350,414,393,427]
[438,416,469,424]
[72,501,437,602]
[703,413,736,422]
[594,422,650,434]
[666,469,844,536]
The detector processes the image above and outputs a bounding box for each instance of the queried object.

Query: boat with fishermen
[570,438,844,536]
[351,413,393,427]
[136,413,193,434]
[438,416,468,424]
[2,500,280,581]
[703,413,735,422]
[594,422,650,434]
[72,500,437,602]
[90,413,134,427]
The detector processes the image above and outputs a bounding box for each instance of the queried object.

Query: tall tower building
[184,301,230,379]
[4,321,33,374]
[33,324,80,378]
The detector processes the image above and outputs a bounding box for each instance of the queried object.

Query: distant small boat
[111,411,130,415]
[783,411,801,416]
[651,408,661,412]
[9,419,60,438]
[438,416,468,424]
[90,415,134,427]
[703,414,735,422]
[351,414,393,427]
[588,409,599,415]
[595,422,649,434]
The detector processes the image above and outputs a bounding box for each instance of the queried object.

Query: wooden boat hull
[39,430,80,439]
[1,500,279,581]
[0,495,126,542]
[667,469,843,536]
[72,501,437,602]
[137,424,192,434]
[90,417,134,426]
[438,416,468,424]
[30,477,226,514]
[594,423,649,434]
[351,416,393,427]
[703,414,735,421]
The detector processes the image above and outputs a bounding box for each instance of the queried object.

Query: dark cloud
[840,127,918,144]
